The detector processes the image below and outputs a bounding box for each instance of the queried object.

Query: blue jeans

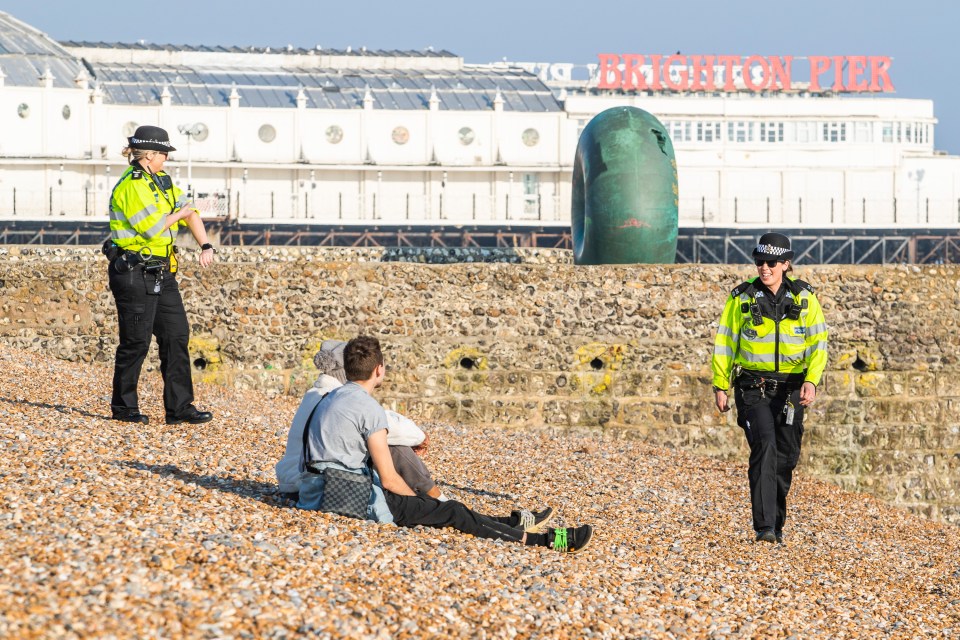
[297,462,394,525]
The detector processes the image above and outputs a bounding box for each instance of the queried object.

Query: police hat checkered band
[129,137,175,149]
[128,126,177,152]
[755,244,790,257]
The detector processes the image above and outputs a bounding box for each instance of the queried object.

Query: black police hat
[127,125,177,152]
[752,232,794,261]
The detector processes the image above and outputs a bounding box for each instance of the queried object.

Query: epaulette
[730,280,757,298]
[786,277,815,295]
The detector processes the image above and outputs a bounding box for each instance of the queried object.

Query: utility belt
[116,251,176,276]
[102,240,177,274]
[735,367,805,397]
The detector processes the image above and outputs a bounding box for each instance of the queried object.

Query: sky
[6,0,960,153]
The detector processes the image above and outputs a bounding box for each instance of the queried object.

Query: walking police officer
[106,125,215,425]
[711,232,828,544]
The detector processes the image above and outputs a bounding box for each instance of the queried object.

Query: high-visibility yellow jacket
[711,276,828,391]
[109,166,193,256]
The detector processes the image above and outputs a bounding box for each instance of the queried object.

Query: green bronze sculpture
[572,106,679,264]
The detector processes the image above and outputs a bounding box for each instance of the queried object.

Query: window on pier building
[727,121,754,143]
[882,122,894,143]
[904,123,915,143]
[666,120,693,143]
[759,122,783,143]
[696,121,721,142]
[523,173,539,216]
[823,122,847,143]
[854,121,873,143]
[796,121,818,143]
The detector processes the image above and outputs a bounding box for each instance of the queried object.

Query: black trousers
[385,492,526,542]
[108,261,194,418]
[734,382,805,533]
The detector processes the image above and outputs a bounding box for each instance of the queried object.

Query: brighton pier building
[1,10,959,262]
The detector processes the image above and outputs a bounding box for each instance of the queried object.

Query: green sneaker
[548,525,593,553]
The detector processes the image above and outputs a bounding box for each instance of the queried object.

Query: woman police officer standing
[106,125,215,426]
[710,232,828,544]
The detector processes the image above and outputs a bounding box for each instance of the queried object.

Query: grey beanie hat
[314,340,347,383]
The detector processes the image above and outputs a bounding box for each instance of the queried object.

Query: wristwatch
[713,386,727,393]
[200,243,214,251]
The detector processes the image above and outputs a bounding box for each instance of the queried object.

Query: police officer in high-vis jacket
[106,125,215,426]
[711,232,828,544]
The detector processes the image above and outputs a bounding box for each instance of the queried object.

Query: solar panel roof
[0,11,560,112]
[88,63,560,112]
[0,11,87,88]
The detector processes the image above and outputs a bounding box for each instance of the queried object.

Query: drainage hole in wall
[852,356,868,372]
[460,357,476,370]
[590,358,604,370]
[193,358,207,370]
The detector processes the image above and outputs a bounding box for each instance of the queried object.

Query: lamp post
[908,169,925,222]
[178,123,205,198]
[241,168,248,221]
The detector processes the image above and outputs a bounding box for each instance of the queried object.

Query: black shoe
[756,529,777,544]
[775,531,784,544]
[546,525,594,553]
[165,407,213,425]
[113,412,149,424]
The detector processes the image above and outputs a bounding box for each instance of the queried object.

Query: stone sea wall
[1,246,958,523]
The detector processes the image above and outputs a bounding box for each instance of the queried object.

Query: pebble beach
[0,343,957,639]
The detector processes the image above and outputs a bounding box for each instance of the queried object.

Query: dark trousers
[109,262,194,417]
[385,492,526,542]
[734,383,804,533]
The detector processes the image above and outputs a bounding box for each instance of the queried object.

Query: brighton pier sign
[514,55,894,94]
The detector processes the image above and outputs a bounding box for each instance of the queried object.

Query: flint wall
[1,246,958,523]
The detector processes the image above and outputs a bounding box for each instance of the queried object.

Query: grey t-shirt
[304,382,388,469]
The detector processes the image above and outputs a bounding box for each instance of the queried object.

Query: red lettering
[595,53,892,94]
[809,56,831,92]
[832,56,845,91]
[845,56,868,92]
[716,55,741,92]
[742,55,769,91]
[662,54,689,91]
[622,54,647,90]
[869,56,894,92]
[689,55,716,91]
[649,54,663,91]
[597,54,622,90]
[768,56,792,91]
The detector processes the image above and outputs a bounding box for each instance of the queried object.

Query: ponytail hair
[121,146,152,166]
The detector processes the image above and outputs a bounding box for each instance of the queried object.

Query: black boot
[165,406,213,425]
[113,411,149,425]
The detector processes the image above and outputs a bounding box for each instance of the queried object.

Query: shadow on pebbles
[0,344,957,639]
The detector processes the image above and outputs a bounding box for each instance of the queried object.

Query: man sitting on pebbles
[276,339,450,502]
[294,335,594,553]
[277,339,555,536]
